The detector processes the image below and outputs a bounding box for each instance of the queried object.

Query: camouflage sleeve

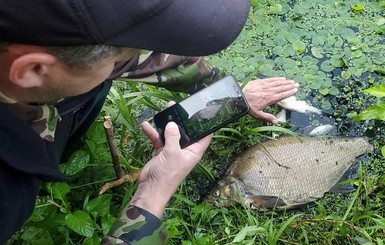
[101,205,168,245]
[113,50,225,94]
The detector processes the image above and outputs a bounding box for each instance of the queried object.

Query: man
[0,0,299,244]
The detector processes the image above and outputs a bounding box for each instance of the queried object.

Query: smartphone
[153,75,250,148]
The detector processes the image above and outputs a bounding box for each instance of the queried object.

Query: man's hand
[129,120,212,218]
[242,77,299,124]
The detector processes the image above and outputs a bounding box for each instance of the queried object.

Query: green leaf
[83,235,101,245]
[311,47,323,58]
[320,60,334,72]
[320,87,330,95]
[65,210,95,237]
[101,214,116,236]
[292,40,306,54]
[321,101,332,110]
[362,85,385,98]
[85,122,107,144]
[351,4,365,11]
[382,145,385,158]
[63,150,90,176]
[341,71,351,79]
[354,102,385,121]
[49,182,70,201]
[269,4,282,14]
[20,227,54,245]
[85,195,112,218]
[232,225,265,243]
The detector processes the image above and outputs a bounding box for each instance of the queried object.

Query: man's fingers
[251,111,278,124]
[141,121,163,150]
[276,88,298,101]
[267,80,299,90]
[253,77,286,83]
[167,101,176,107]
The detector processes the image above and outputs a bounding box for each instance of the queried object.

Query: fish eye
[213,189,220,197]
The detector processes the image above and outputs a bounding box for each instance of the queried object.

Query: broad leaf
[354,102,385,121]
[83,235,101,245]
[85,195,112,218]
[65,211,95,237]
[101,214,116,236]
[50,182,70,201]
[362,85,385,98]
[63,150,90,176]
[292,40,306,54]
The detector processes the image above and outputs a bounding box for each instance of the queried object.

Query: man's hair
[47,45,125,70]
[0,42,125,70]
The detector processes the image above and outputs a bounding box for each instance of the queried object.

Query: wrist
[129,182,173,218]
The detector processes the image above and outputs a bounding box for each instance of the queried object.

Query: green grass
[10,0,385,244]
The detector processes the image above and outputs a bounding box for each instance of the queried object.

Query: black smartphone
[153,75,250,148]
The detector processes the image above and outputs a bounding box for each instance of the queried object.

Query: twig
[103,116,124,179]
[47,200,65,210]
[100,116,142,195]
[99,170,141,195]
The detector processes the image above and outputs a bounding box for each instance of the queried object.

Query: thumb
[164,122,181,149]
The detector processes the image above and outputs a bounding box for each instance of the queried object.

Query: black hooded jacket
[0,80,112,244]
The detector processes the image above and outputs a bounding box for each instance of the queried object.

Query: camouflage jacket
[101,52,223,245]
[0,51,223,244]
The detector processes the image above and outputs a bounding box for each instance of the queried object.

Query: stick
[103,116,124,179]
[99,170,141,195]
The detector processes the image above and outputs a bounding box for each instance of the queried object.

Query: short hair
[47,45,125,70]
[0,42,126,70]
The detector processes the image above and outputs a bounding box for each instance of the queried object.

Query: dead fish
[308,124,337,136]
[275,109,287,123]
[205,136,373,210]
[277,95,323,115]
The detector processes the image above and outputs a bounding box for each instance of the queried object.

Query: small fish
[205,136,373,210]
[277,95,323,115]
[275,109,287,123]
[308,124,337,136]
[190,103,222,121]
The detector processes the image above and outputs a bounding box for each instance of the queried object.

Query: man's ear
[9,53,56,88]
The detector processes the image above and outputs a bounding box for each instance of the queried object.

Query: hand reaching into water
[129,120,212,218]
[242,77,299,124]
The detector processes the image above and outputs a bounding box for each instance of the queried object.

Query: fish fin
[329,182,356,193]
[246,195,287,210]
[283,202,311,210]
[329,183,356,193]
[329,166,357,193]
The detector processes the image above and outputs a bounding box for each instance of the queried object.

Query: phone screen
[154,75,249,148]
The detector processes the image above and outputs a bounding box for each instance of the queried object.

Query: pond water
[201,0,385,197]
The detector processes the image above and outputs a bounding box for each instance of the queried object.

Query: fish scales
[207,136,373,210]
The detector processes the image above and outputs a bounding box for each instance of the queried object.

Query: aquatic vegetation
[355,85,385,158]
[10,0,385,244]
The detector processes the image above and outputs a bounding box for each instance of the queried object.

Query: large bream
[206,136,373,210]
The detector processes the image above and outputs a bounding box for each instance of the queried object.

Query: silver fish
[275,109,287,123]
[205,136,373,210]
[277,95,323,115]
[308,124,337,136]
